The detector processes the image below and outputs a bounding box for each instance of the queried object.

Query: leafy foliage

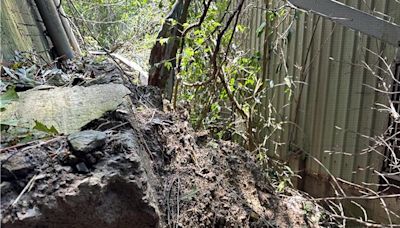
[33,120,59,135]
[170,0,298,191]
[0,86,18,111]
[63,0,173,49]
[177,1,257,138]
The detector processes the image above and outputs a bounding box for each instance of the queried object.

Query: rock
[1,182,13,195]
[93,151,104,160]
[85,154,97,164]
[75,162,90,174]
[1,154,34,180]
[68,130,107,153]
[1,131,161,228]
[17,207,41,220]
[58,152,79,166]
[0,84,131,134]
[65,154,79,166]
[84,73,123,86]
[46,70,71,86]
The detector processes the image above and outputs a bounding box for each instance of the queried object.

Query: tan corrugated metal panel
[330,0,358,180]
[238,0,398,185]
[309,16,332,176]
[242,0,399,185]
[1,0,50,61]
[365,0,398,185]
[352,0,382,184]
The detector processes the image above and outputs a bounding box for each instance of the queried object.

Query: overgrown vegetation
[165,0,296,191]
[62,0,172,65]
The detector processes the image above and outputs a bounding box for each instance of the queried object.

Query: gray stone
[0,84,131,134]
[1,154,34,180]
[85,154,97,164]
[17,207,41,220]
[46,71,71,86]
[75,162,90,174]
[68,130,106,153]
[1,181,13,195]
[93,151,104,160]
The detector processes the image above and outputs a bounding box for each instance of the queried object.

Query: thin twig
[11,174,38,207]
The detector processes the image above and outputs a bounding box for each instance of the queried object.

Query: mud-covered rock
[1,130,161,228]
[75,162,90,173]
[1,182,13,195]
[1,156,34,180]
[0,149,48,181]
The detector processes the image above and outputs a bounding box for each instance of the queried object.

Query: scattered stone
[46,71,71,86]
[75,162,90,174]
[68,130,107,154]
[65,154,79,166]
[84,73,123,86]
[17,207,41,220]
[57,153,78,166]
[85,154,97,164]
[1,182,13,195]
[1,154,34,180]
[93,151,104,160]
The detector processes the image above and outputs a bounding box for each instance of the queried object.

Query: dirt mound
[136,106,322,227]
[1,56,324,227]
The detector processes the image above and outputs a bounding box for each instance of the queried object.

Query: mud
[1,56,324,228]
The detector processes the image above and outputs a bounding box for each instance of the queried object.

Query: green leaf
[236,24,245,33]
[183,47,195,58]
[164,61,173,71]
[0,86,19,110]
[33,120,59,135]
[19,135,34,144]
[159,37,169,45]
[229,78,235,92]
[256,22,266,37]
[277,180,286,192]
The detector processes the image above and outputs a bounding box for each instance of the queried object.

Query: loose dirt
[1,55,325,227]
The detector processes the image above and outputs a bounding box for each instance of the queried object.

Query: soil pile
[1,55,324,227]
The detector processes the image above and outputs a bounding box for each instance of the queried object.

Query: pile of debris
[1,54,327,227]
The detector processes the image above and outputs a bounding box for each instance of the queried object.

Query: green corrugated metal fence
[241,0,400,186]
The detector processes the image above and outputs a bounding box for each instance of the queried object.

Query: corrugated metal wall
[0,0,51,61]
[241,0,400,185]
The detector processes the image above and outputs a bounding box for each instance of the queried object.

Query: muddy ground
[1,55,327,227]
